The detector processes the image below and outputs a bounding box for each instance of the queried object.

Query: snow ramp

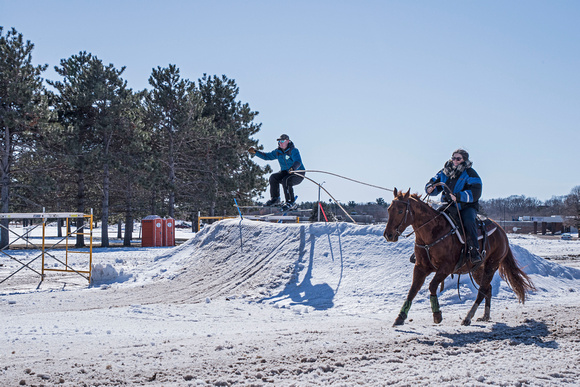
[123,219,580,312]
[127,219,414,312]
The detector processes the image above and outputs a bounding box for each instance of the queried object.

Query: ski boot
[265,197,281,207]
[281,201,297,211]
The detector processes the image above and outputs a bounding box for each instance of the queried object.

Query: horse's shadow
[416,319,558,349]
[259,224,343,310]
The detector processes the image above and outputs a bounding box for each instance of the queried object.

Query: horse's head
[383,188,413,242]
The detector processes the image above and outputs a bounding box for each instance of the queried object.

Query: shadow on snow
[260,224,345,310]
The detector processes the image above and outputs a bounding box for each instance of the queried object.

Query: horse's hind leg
[462,275,493,326]
[462,292,484,326]
[476,286,492,322]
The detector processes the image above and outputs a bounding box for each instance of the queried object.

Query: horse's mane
[394,189,422,201]
[393,189,437,214]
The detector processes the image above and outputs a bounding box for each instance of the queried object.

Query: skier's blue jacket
[425,168,482,211]
[254,141,305,172]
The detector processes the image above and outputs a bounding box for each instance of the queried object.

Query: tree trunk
[75,165,86,248]
[124,213,133,247]
[123,183,134,246]
[117,219,122,239]
[0,128,11,249]
[149,191,156,216]
[168,130,175,218]
[101,162,110,247]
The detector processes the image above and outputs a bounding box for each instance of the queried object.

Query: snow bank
[111,219,580,313]
[2,219,580,386]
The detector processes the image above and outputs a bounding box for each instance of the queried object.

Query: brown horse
[383,188,535,326]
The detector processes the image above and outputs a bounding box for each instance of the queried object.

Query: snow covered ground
[1,219,579,386]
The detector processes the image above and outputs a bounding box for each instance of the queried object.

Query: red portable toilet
[162,217,176,246]
[141,215,163,247]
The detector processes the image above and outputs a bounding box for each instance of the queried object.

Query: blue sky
[2,1,579,204]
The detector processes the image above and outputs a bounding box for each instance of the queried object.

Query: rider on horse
[425,148,483,267]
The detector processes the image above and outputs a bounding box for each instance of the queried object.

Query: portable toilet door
[162,217,176,246]
[141,215,163,247]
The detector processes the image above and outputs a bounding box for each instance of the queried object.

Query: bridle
[389,197,456,270]
[390,197,447,238]
[390,199,413,238]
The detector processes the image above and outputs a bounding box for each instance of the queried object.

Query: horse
[383,188,535,326]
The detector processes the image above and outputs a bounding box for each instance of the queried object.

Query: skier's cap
[277,134,290,141]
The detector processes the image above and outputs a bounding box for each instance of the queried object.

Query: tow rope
[289,170,357,223]
[292,170,393,192]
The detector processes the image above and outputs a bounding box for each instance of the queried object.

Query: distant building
[500,215,564,235]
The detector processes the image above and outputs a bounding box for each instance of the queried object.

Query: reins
[392,196,457,270]
[394,194,482,299]
[429,182,468,243]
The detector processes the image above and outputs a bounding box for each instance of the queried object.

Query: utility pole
[317,181,325,222]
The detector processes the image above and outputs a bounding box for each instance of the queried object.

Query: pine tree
[47,51,134,247]
[0,27,49,248]
[197,74,267,215]
[109,90,151,246]
[144,65,208,218]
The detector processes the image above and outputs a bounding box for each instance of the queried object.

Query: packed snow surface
[1,219,579,385]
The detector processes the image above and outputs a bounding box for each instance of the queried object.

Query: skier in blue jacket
[425,148,483,267]
[249,134,305,210]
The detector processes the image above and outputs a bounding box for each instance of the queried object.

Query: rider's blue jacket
[425,167,482,211]
[254,142,305,172]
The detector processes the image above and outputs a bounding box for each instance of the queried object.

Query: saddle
[440,211,497,245]
[438,206,497,272]
[433,203,497,245]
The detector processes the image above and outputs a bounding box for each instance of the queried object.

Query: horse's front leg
[428,272,448,324]
[393,266,429,326]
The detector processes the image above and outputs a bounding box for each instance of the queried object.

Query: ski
[234,196,299,211]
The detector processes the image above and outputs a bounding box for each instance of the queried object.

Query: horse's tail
[498,247,536,303]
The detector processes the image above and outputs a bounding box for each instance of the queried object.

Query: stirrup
[469,248,483,269]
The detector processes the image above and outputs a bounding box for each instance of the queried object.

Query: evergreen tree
[47,51,134,247]
[109,90,151,246]
[144,65,209,218]
[197,74,267,215]
[0,27,49,248]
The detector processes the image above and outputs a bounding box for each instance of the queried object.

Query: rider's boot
[467,239,483,269]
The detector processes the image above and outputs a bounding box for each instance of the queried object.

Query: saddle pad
[441,212,497,245]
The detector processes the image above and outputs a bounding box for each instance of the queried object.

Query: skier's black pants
[269,171,304,202]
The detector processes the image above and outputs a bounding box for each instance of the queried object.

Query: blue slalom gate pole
[233,198,243,220]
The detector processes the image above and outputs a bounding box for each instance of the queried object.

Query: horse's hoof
[461,318,472,326]
[393,316,405,326]
[476,316,490,322]
[433,311,442,324]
